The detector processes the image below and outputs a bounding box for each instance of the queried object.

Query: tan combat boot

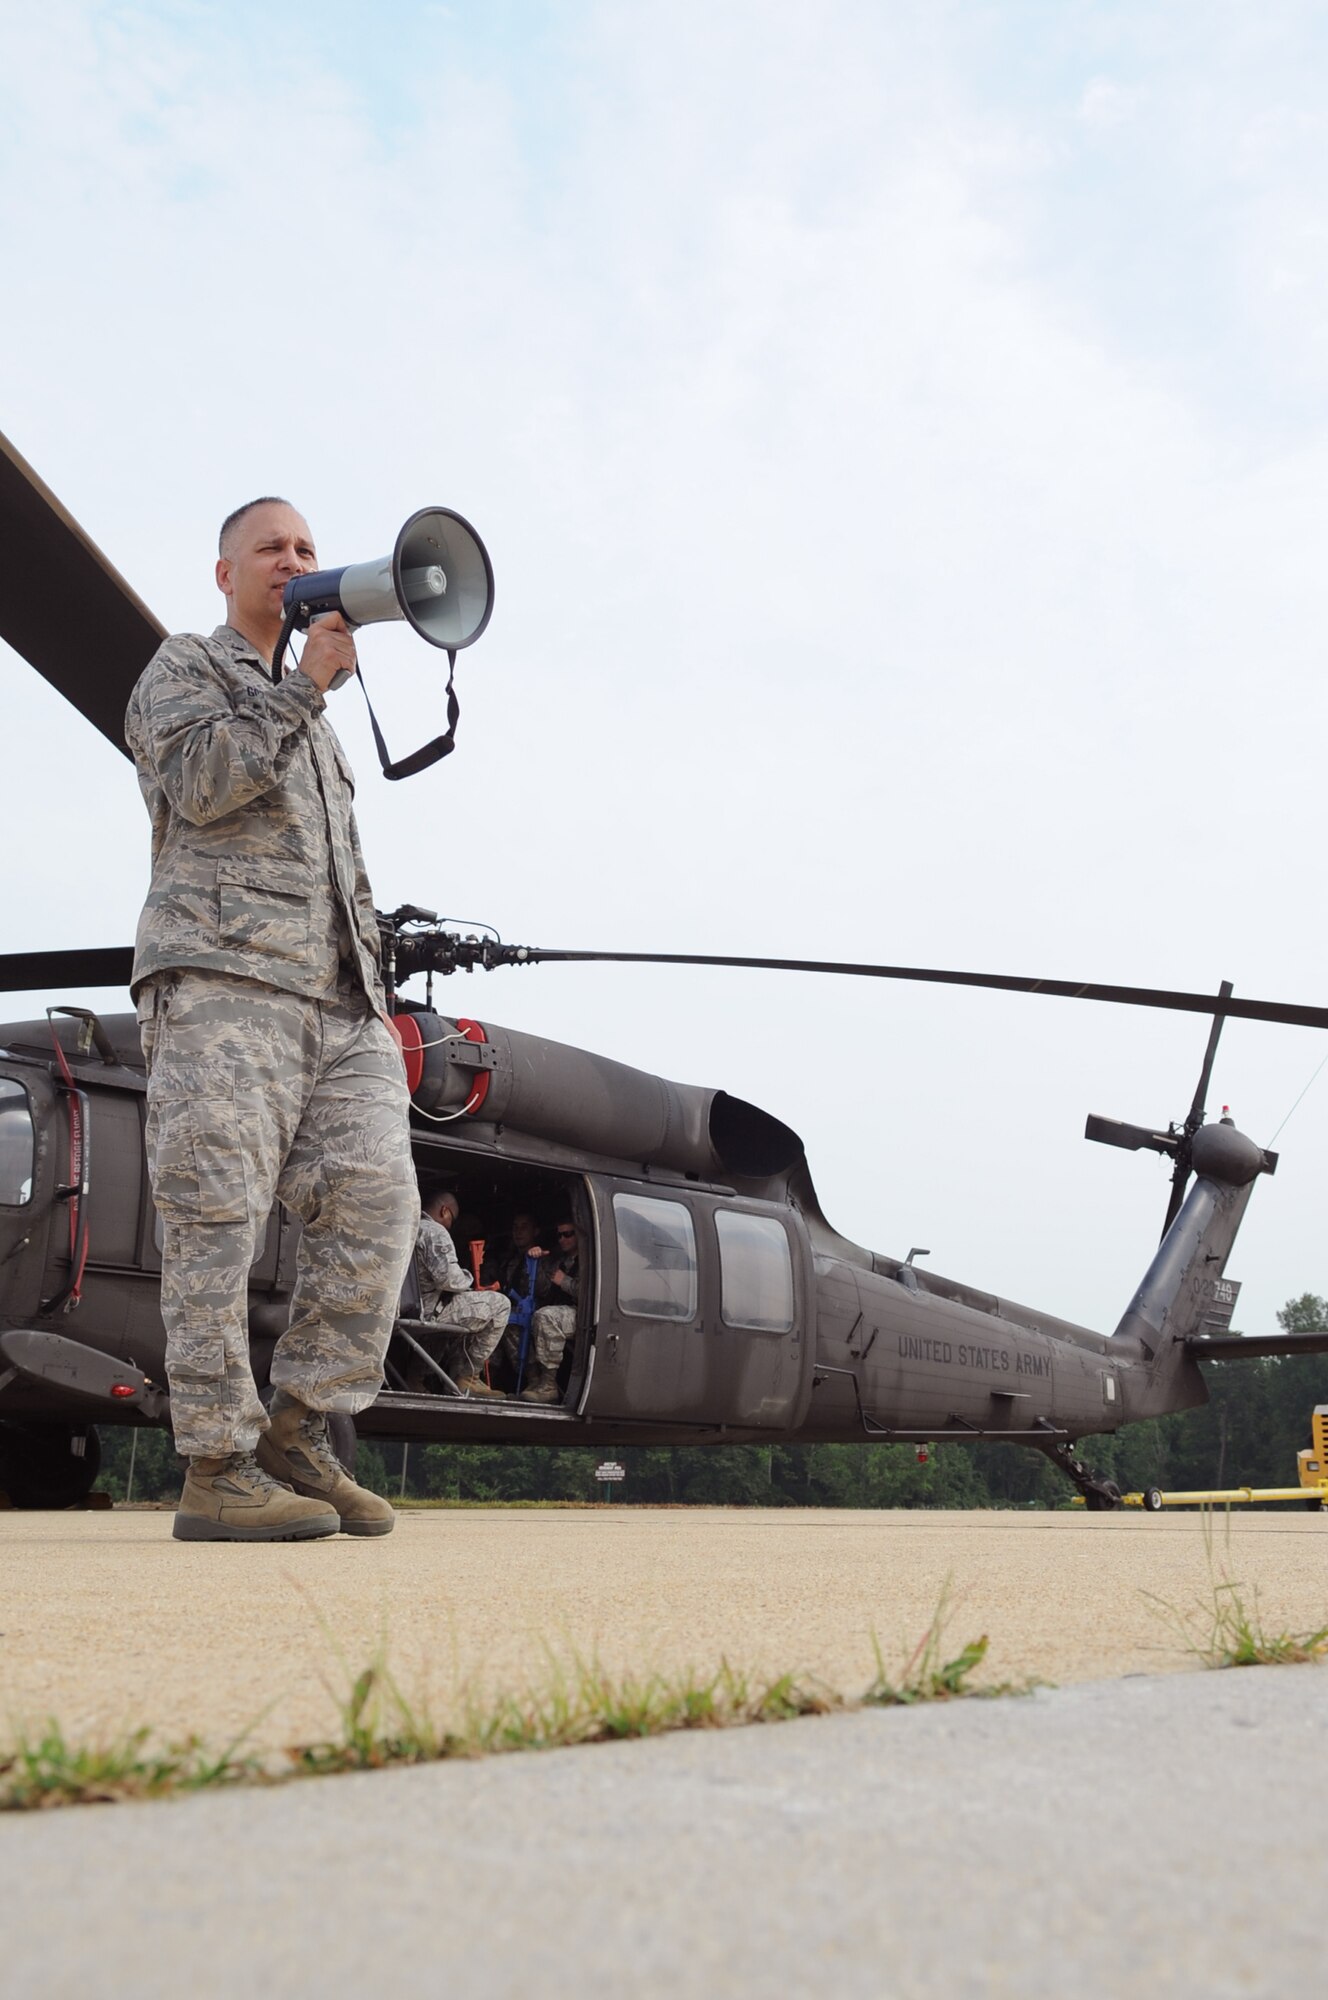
[455,1373,505,1399]
[520,1364,561,1405]
[173,1453,340,1542]
[256,1396,396,1537]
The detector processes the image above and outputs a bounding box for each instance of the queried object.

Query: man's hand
[298,612,358,693]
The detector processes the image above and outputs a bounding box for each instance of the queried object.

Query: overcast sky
[3,0,1327,1340]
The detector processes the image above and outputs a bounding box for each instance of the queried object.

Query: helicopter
[2,423,1327,1512]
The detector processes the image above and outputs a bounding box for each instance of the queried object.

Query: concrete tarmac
[1,1665,1323,1998]
[2,1506,1324,1997]
[1,1506,1325,1751]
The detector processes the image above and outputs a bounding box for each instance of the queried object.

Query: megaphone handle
[310,610,354,690]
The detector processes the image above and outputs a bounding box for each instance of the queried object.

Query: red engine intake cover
[388,1012,425,1097]
[389,1011,489,1114]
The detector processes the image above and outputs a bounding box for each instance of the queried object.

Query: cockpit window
[0,1080,35,1206]
[717,1211,794,1331]
[613,1193,697,1321]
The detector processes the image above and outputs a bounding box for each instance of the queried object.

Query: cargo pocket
[148,1089,251,1225]
[216,861,311,968]
[135,974,179,1074]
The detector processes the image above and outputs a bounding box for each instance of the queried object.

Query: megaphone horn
[275,507,495,783]
[282,506,494,651]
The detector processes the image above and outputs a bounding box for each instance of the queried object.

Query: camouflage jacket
[538,1250,579,1309]
[124,626,385,1005]
[415,1215,474,1319]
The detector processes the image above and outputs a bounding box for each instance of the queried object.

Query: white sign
[595,1461,626,1482]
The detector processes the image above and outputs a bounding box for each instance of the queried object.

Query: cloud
[3,0,1328,1335]
[1077,78,1143,132]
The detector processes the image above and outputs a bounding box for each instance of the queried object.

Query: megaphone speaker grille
[393,507,494,650]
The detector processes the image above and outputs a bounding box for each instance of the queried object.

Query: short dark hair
[218,496,294,557]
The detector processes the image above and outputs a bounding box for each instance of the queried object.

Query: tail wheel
[0,1424,102,1509]
[1143,1487,1164,1512]
[1085,1480,1123,1512]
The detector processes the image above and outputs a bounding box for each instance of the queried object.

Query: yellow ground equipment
[1120,1406,1328,1511]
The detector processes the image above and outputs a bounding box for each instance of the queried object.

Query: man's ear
[215,553,233,600]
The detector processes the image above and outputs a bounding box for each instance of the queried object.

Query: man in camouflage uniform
[126,497,418,1541]
[415,1187,510,1397]
[500,1214,579,1403]
[484,1210,545,1294]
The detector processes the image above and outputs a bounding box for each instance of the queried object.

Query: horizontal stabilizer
[1085,1114,1177,1156]
[1187,1331,1328,1361]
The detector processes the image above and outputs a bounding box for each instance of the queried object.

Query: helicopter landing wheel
[1084,1481,1123,1512]
[0,1423,102,1510]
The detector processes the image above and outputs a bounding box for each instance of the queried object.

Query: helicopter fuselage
[0,998,1244,1511]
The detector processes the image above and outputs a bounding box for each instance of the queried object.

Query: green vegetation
[0,1601,1015,1811]
[290,1650,839,1777]
[863,1584,1018,1705]
[93,1294,1328,1512]
[0,1724,264,1810]
[1144,1516,1328,1670]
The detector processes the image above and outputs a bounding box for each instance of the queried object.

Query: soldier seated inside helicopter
[391,1170,585,1407]
[485,1209,581,1404]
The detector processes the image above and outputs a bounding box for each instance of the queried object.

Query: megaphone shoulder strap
[356,648,460,781]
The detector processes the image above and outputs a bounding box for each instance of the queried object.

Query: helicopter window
[716,1211,794,1332]
[613,1193,697,1321]
[0,1080,34,1206]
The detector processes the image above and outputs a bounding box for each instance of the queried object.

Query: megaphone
[274,507,495,782]
[280,506,494,652]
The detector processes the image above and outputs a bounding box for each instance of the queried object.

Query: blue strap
[511,1252,540,1392]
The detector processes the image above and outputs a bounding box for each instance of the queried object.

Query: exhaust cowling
[401,1010,802,1183]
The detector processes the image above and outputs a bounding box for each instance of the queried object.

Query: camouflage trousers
[427,1290,511,1373]
[139,969,417,1457]
[501,1302,575,1374]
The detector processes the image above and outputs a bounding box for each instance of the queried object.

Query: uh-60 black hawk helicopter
[2,424,1328,1514]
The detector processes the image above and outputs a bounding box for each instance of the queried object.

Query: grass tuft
[1143,1511,1328,1670]
[0,1592,1014,1812]
[0,1723,264,1810]
[287,1644,840,1776]
[863,1580,1026,1705]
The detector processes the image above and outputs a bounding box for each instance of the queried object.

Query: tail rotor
[1085,980,1235,1242]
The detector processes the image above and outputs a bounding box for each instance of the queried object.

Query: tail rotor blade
[1160,980,1233,1240]
[1187,980,1232,1131]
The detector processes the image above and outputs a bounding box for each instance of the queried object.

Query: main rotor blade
[0,947,135,993]
[523,949,1328,1033]
[0,429,164,755]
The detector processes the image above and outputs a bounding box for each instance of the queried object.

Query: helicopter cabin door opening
[584,1179,812,1431]
[383,1152,592,1413]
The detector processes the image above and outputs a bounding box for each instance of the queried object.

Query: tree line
[95,1294,1328,1508]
